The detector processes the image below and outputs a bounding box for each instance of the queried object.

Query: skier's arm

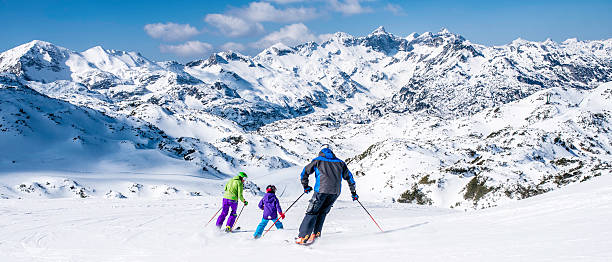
[342,166,357,194]
[275,196,283,214]
[258,198,264,210]
[300,161,317,188]
[238,181,245,203]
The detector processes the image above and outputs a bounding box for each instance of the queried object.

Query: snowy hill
[0,28,611,208]
[0,74,233,177]
[344,83,612,208]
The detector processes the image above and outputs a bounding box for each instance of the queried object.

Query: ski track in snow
[1,175,611,262]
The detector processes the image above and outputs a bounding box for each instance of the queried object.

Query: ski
[225,226,244,233]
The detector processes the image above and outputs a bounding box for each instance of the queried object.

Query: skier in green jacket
[216,172,248,232]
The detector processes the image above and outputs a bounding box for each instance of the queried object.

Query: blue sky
[1,0,611,62]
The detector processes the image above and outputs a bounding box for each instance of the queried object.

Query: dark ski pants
[216,198,238,228]
[298,192,339,238]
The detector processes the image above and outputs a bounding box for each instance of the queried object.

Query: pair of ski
[294,240,316,246]
[286,238,316,247]
[289,234,318,246]
[226,226,247,233]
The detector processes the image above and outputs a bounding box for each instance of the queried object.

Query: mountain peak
[543,38,556,45]
[511,37,529,46]
[270,42,292,50]
[562,38,579,45]
[0,40,69,64]
[257,42,295,57]
[90,45,105,51]
[370,26,388,36]
[9,40,68,55]
[406,32,419,41]
[438,28,451,35]
[331,32,355,41]
[25,40,55,48]
[83,45,107,55]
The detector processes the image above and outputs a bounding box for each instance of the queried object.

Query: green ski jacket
[223,175,245,202]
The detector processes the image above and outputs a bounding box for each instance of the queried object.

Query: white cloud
[237,2,318,23]
[252,23,318,49]
[327,0,372,15]
[204,2,317,37]
[317,33,335,43]
[205,14,264,37]
[144,22,200,41]
[159,41,213,57]
[220,42,247,52]
[384,3,405,16]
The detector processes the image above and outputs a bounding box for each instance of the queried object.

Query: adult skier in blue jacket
[296,145,357,245]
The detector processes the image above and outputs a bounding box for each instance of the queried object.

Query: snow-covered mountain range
[1,27,610,208]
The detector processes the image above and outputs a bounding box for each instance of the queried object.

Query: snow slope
[0,170,610,262]
[0,76,232,177]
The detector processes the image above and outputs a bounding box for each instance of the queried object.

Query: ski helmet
[238,172,248,179]
[266,185,277,193]
[320,143,331,151]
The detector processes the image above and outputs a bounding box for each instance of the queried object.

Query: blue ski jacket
[300,148,356,195]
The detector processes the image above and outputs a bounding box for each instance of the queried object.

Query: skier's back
[216,172,248,232]
[296,145,358,245]
[253,185,285,238]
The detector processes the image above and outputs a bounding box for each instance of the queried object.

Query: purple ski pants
[216,198,238,228]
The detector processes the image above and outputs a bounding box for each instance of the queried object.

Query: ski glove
[243,200,248,206]
[304,186,313,194]
[351,193,359,201]
[279,212,285,219]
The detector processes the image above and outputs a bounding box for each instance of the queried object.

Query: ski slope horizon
[0,171,611,262]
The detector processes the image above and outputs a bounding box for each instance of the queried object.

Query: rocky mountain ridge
[1,27,610,208]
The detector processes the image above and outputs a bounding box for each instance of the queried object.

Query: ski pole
[262,192,305,237]
[231,204,246,231]
[357,199,384,232]
[205,207,222,227]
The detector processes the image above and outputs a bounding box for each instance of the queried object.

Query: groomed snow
[1,170,610,262]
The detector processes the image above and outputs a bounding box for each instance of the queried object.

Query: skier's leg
[297,193,323,238]
[275,220,284,229]
[225,200,239,228]
[313,194,339,236]
[215,199,230,227]
[298,214,316,238]
[253,218,269,237]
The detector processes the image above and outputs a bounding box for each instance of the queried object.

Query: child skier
[216,172,248,232]
[253,185,285,239]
